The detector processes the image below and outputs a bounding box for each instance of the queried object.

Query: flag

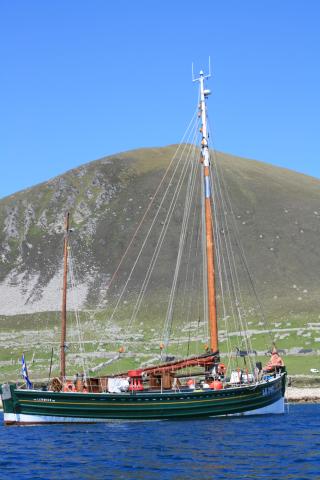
[21,353,33,389]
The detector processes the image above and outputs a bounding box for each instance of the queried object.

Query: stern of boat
[0,383,18,425]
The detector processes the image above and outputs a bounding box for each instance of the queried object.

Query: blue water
[0,404,319,479]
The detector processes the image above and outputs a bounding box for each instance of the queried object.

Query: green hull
[1,374,286,424]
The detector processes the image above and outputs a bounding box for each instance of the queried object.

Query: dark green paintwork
[1,373,286,423]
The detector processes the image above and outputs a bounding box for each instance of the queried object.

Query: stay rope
[68,245,88,378]
[105,108,199,297]
[106,109,200,332]
[161,139,200,348]
[129,129,200,332]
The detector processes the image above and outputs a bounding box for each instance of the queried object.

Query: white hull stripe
[3,413,161,424]
[4,398,285,424]
[218,397,285,417]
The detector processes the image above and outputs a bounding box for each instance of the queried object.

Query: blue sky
[0,1,319,198]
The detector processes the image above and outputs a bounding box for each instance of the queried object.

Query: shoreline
[286,386,320,403]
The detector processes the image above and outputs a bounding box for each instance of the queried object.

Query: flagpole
[21,352,33,389]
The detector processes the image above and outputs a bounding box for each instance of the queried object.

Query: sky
[0,1,319,198]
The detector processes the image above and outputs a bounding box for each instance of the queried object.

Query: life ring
[63,381,76,392]
[50,377,63,392]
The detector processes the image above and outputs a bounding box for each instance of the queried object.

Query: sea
[0,404,319,480]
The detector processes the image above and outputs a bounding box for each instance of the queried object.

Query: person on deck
[263,347,284,372]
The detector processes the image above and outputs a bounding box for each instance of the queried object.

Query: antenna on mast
[192,56,212,82]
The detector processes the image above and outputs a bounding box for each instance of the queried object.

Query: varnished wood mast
[198,70,219,353]
[60,212,70,379]
[204,167,218,352]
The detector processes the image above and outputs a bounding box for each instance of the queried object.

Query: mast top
[192,57,211,82]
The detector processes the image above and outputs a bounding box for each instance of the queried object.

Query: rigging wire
[209,149,255,370]
[88,83,272,374]
[206,111,275,371]
[130,135,200,331]
[105,107,199,297]
[213,166,273,348]
[106,111,199,331]
[210,168,233,362]
[162,140,200,348]
[68,245,88,378]
[172,163,203,356]
[212,150,275,346]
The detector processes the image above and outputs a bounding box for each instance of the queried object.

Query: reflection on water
[0,404,319,479]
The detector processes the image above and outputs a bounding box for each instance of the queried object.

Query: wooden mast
[60,212,70,379]
[195,68,219,353]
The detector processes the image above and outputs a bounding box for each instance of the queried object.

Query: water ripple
[0,404,319,479]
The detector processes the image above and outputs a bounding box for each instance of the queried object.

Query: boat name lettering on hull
[33,398,56,403]
[262,385,276,397]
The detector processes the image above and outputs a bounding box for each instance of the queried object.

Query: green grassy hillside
[1,145,320,381]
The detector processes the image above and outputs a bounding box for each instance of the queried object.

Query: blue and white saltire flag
[21,353,33,389]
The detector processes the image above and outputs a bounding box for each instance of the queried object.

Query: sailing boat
[0,66,286,425]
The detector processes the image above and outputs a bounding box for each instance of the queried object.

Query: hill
[1,145,320,379]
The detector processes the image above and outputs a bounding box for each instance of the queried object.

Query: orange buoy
[209,380,223,390]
